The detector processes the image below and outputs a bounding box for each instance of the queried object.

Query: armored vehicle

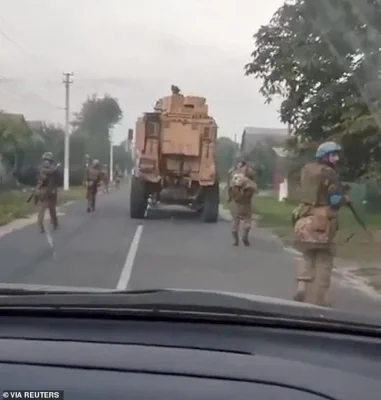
[130,86,219,222]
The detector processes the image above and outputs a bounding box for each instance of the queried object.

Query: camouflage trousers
[86,184,98,211]
[295,248,334,307]
[231,212,251,245]
[37,195,58,232]
[232,213,251,234]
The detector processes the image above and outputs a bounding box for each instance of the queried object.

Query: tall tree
[41,123,65,162]
[71,94,123,163]
[0,113,34,177]
[245,0,381,179]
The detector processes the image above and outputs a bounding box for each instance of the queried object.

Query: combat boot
[232,231,239,246]
[242,230,250,246]
[51,216,59,231]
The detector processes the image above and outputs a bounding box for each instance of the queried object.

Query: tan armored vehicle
[130,86,219,222]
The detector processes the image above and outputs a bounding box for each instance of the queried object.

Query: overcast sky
[0,0,285,144]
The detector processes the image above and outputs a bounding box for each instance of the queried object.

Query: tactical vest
[299,162,337,206]
[230,178,256,204]
[88,167,100,182]
[38,165,58,189]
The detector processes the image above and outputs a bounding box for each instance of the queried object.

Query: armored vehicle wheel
[201,184,219,223]
[130,176,148,219]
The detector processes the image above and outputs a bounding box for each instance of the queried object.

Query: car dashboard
[0,313,380,399]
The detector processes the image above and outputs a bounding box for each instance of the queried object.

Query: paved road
[1,183,381,317]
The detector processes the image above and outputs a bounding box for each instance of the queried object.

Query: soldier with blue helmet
[292,141,349,306]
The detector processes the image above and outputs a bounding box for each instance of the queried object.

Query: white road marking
[116,224,144,290]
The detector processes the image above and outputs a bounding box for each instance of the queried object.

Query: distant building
[272,146,292,193]
[239,126,290,191]
[240,126,288,157]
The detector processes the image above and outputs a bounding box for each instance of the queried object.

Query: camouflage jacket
[36,162,59,198]
[293,161,346,250]
[86,167,102,185]
[228,178,257,216]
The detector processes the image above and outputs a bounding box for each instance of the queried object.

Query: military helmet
[315,141,341,158]
[236,156,247,165]
[92,159,101,167]
[42,152,53,161]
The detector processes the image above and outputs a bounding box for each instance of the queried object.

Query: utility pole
[109,128,114,182]
[62,72,74,191]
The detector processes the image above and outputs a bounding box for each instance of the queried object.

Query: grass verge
[222,187,381,291]
[0,186,86,227]
[221,186,381,267]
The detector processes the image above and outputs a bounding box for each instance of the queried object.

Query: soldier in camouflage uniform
[292,141,348,306]
[84,154,91,169]
[102,164,109,193]
[84,159,102,212]
[36,152,60,233]
[114,164,123,189]
[83,154,91,187]
[227,172,258,246]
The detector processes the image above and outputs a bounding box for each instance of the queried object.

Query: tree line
[0,94,132,188]
[245,0,381,182]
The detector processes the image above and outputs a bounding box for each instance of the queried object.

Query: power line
[0,78,61,111]
[0,14,61,75]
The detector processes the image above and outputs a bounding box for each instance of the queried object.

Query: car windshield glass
[1,0,381,326]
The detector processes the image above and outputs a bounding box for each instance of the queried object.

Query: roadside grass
[221,187,381,291]
[253,196,381,293]
[221,187,381,262]
[0,186,86,227]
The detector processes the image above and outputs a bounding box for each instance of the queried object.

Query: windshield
[1,0,381,324]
